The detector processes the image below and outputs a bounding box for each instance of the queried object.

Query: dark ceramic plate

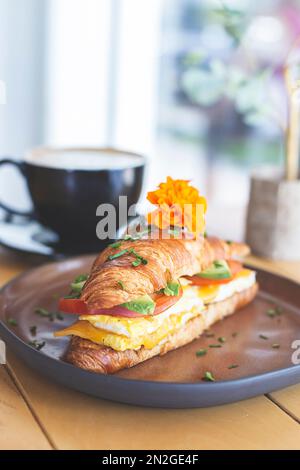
[0,255,300,408]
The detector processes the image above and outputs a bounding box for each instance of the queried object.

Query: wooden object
[246,170,300,260]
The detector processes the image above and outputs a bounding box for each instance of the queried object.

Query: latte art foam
[25,150,143,171]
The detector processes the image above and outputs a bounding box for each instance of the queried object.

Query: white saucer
[0,217,57,257]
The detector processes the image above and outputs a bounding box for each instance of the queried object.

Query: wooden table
[0,247,300,450]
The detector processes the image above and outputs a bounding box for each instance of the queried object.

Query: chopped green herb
[204,332,215,338]
[117,281,125,290]
[28,340,45,351]
[209,344,222,348]
[35,308,50,317]
[272,343,280,349]
[132,258,142,267]
[129,248,148,267]
[64,292,80,299]
[226,240,233,245]
[214,260,225,268]
[67,274,88,296]
[35,308,55,321]
[109,241,122,249]
[108,249,129,260]
[202,371,215,382]
[196,349,207,357]
[228,364,239,369]
[156,288,164,295]
[70,280,86,293]
[203,231,207,238]
[107,247,148,267]
[259,334,269,340]
[218,336,226,343]
[30,326,37,336]
[35,308,61,322]
[7,318,17,327]
[266,306,283,318]
[266,308,276,318]
[74,274,88,283]
[123,234,132,240]
[129,248,143,257]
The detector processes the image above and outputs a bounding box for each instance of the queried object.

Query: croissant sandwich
[55,178,258,374]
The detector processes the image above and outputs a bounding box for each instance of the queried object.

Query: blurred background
[0,0,299,241]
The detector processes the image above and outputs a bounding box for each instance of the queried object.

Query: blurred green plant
[181,4,279,130]
[210,3,247,45]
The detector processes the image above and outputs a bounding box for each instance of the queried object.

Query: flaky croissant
[80,236,249,310]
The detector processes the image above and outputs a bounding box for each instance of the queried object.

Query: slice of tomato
[59,298,89,314]
[186,260,243,286]
[152,286,183,315]
[59,286,183,317]
[227,260,243,276]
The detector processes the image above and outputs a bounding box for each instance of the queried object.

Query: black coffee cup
[0,147,146,250]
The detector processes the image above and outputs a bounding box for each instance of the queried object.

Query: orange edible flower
[147,177,207,237]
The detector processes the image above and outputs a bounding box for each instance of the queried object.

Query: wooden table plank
[269,385,300,423]
[0,248,40,287]
[0,365,51,450]
[247,255,300,283]
[7,351,300,450]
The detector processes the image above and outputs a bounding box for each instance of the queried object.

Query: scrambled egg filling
[55,269,255,351]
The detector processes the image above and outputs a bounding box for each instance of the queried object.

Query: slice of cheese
[55,314,197,352]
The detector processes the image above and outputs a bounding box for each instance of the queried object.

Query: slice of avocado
[70,273,88,293]
[121,294,156,315]
[163,281,180,296]
[197,260,232,280]
[70,280,86,293]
